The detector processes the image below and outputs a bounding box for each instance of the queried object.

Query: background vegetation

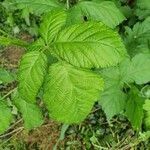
[0,0,150,149]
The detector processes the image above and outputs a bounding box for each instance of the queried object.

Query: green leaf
[66,6,84,26]
[99,88,126,120]
[68,1,125,28]
[52,22,127,68]
[98,59,132,89]
[22,8,30,26]
[0,68,14,84]
[137,0,150,10]
[39,10,67,45]
[136,0,150,19]
[26,38,46,52]
[98,65,128,120]
[138,131,150,142]
[143,99,150,129]
[9,0,64,14]
[14,95,43,129]
[98,53,150,120]
[124,17,150,56]
[43,62,104,124]
[0,36,27,47]
[101,53,150,86]
[141,85,150,99]
[18,51,47,103]
[125,88,144,130]
[135,9,150,20]
[129,53,150,84]
[0,100,13,134]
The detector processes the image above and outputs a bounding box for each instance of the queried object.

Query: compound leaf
[18,51,47,103]
[43,62,104,124]
[0,100,13,134]
[52,22,127,68]
[39,10,67,45]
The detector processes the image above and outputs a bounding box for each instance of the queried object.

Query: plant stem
[0,127,24,138]
[66,0,70,9]
[1,88,17,100]
[53,124,69,150]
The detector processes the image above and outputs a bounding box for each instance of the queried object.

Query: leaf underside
[18,51,47,103]
[44,62,104,124]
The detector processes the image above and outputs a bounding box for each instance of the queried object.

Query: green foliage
[99,88,126,120]
[67,1,125,28]
[52,22,127,68]
[0,100,13,134]
[39,10,67,45]
[129,53,150,84]
[0,0,150,136]
[0,35,27,46]
[98,60,129,119]
[98,53,150,123]
[18,51,47,103]
[141,85,150,99]
[15,9,122,127]
[0,68,14,84]
[125,88,144,130]
[124,17,150,57]
[6,6,126,129]
[8,0,64,14]
[14,95,43,129]
[136,0,150,19]
[6,0,125,28]
[137,0,150,8]
[43,62,104,123]
[143,100,150,129]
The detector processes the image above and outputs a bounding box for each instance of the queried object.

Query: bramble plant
[0,0,150,135]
